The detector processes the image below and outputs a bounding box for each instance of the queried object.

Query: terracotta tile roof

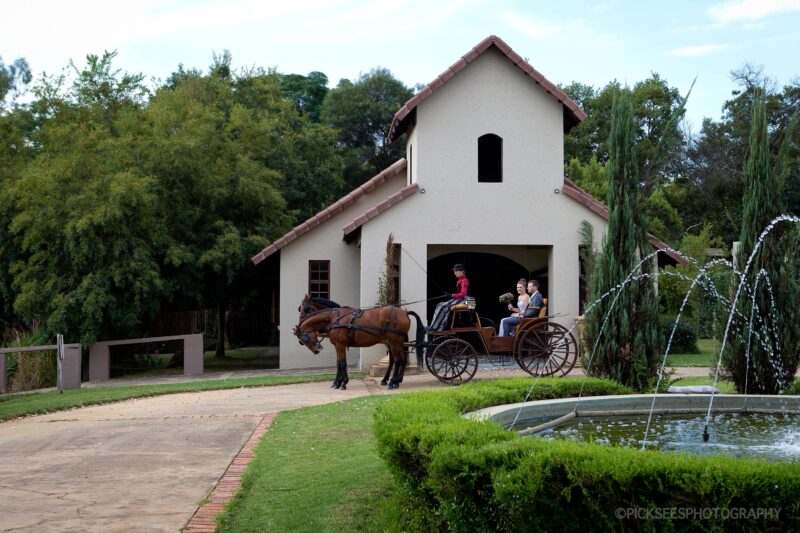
[562,178,688,266]
[342,183,420,236]
[251,159,407,265]
[388,35,587,143]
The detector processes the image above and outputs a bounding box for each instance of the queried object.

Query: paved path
[0,379,373,532]
[0,366,714,532]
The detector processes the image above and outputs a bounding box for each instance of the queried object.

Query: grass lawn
[0,373,361,421]
[217,396,397,533]
[665,338,720,367]
[670,375,737,393]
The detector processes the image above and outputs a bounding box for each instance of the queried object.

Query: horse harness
[297,306,406,345]
[331,306,406,343]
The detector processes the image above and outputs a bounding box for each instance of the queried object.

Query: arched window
[478,134,502,183]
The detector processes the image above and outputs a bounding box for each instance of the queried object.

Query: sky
[3,0,799,132]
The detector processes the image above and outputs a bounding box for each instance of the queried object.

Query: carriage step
[369,356,422,377]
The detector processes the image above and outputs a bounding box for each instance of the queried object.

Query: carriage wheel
[424,336,451,374]
[430,338,479,385]
[515,322,578,377]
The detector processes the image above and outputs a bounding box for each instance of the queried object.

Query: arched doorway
[427,252,547,327]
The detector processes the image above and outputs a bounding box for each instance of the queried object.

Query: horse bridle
[294,325,324,351]
[294,308,335,352]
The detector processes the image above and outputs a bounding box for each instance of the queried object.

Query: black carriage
[417,298,579,385]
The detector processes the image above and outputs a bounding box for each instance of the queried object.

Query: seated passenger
[526,280,544,318]
[498,279,529,336]
[500,279,544,336]
[427,264,469,332]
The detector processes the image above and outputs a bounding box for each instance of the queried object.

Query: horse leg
[380,348,393,386]
[332,344,347,390]
[331,343,344,389]
[388,341,406,390]
[339,358,349,390]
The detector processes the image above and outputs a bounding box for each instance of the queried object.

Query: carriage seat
[514,298,548,334]
[450,297,476,311]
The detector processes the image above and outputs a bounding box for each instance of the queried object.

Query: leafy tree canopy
[321,67,412,192]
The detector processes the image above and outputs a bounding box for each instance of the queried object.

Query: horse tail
[407,310,425,369]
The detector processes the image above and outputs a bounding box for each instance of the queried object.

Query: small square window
[309,260,330,299]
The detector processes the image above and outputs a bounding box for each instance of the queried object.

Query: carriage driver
[426,263,470,332]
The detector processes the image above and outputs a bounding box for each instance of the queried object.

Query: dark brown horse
[298,295,341,319]
[294,297,424,389]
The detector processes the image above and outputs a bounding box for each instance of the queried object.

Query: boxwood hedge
[374,378,800,532]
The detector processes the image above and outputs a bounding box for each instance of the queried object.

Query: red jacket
[452,277,469,299]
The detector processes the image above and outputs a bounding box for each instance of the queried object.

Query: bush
[660,314,700,354]
[787,380,800,395]
[3,327,56,392]
[374,378,800,532]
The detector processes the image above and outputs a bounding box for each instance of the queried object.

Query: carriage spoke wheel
[430,338,478,385]
[515,322,578,377]
[425,336,451,374]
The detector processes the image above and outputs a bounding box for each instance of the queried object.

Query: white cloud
[669,44,731,57]
[707,0,800,23]
[498,11,564,40]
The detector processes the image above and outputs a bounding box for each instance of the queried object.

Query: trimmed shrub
[374,378,800,531]
[660,314,700,354]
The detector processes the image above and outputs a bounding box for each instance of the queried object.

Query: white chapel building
[251,35,682,370]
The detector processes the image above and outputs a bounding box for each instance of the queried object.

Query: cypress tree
[583,92,660,391]
[723,90,800,393]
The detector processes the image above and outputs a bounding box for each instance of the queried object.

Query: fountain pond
[468,393,800,462]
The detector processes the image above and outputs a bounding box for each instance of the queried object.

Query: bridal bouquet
[498,292,515,304]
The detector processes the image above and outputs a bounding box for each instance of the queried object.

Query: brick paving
[183,412,278,532]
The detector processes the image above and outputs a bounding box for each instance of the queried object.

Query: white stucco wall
[277,46,610,370]
[356,49,609,368]
[278,172,405,369]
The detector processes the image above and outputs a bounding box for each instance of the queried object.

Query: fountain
[482,215,800,461]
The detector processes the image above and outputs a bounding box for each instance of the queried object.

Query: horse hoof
[330,382,337,388]
[388,382,398,390]
[380,380,388,386]
[340,384,347,390]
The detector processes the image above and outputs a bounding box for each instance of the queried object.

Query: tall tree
[8,53,164,345]
[722,90,800,393]
[0,56,32,105]
[145,71,294,358]
[321,68,412,192]
[0,56,34,333]
[277,71,329,122]
[146,57,343,357]
[583,92,660,391]
[563,75,688,245]
[563,74,687,193]
[679,67,799,244]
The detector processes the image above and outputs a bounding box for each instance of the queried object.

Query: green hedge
[660,314,700,354]
[374,378,800,532]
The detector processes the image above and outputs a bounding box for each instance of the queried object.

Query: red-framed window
[309,260,330,299]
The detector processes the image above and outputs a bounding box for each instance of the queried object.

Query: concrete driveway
[0,380,372,532]
[0,366,713,532]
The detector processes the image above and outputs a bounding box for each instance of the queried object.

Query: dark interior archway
[427,252,547,326]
